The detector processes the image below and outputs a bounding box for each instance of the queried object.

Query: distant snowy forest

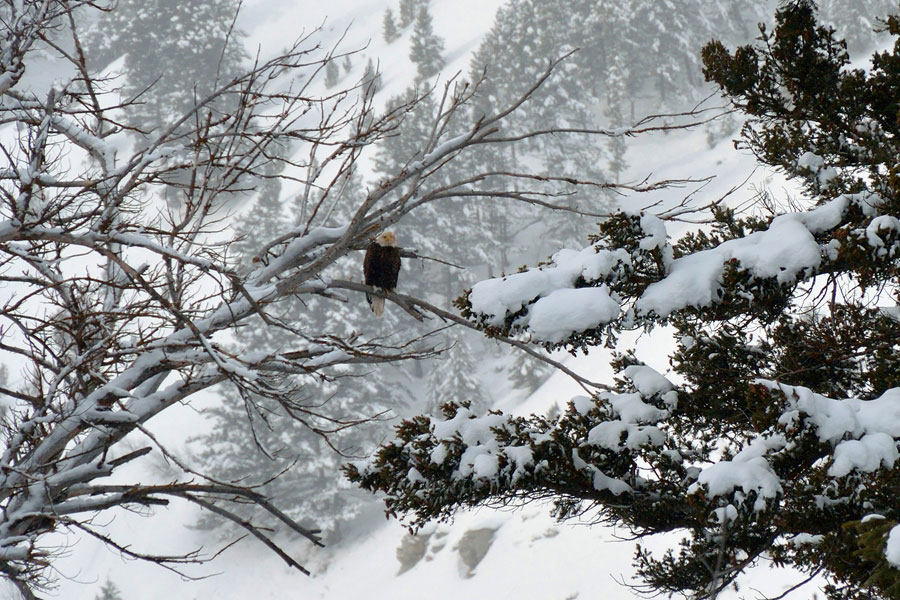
[2,0,900,599]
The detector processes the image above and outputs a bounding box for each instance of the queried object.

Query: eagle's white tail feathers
[372,296,385,317]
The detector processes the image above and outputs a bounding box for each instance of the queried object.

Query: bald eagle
[363,231,401,317]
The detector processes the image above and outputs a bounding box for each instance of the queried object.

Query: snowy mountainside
[239,0,505,108]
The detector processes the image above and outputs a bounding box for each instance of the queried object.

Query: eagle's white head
[375,230,398,247]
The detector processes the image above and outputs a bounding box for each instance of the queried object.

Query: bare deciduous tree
[0,1,711,597]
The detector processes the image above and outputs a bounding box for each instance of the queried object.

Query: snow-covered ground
[4,0,824,598]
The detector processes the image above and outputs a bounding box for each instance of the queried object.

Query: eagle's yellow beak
[377,231,397,246]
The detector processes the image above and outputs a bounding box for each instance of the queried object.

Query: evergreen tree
[506,348,554,397]
[819,0,897,53]
[625,0,713,108]
[468,0,616,253]
[95,578,123,600]
[350,3,900,598]
[604,54,629,184]
[398,0,418,28]
[464,7,536,267]
[228,140,291,263]
[425,331,488,414]
[469,0,770,115]
[324,57,341,88]
[343,54,353,74]
[82,0,246,133]
[383,8,400,43]
[362,58,382,93]
[409,5,445,83]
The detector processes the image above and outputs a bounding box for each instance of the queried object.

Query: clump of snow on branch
[431,407,510,481]
[688,435,785,511]
[526,287,620,343]
[465,194,875,342]
[427,406,535,483]
[797,150,839,187]
[686,380,900,513]
[765,380,900,476]
[585,366,675,452]
[395,365,677,490]
[637,195,848,317]
[886,526,900,568]
[467,245,630,342]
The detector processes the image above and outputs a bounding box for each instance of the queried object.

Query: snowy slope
[10,1,823,599]
[239,0,505,103]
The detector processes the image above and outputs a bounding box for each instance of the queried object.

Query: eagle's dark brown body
[364,232,401,316]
